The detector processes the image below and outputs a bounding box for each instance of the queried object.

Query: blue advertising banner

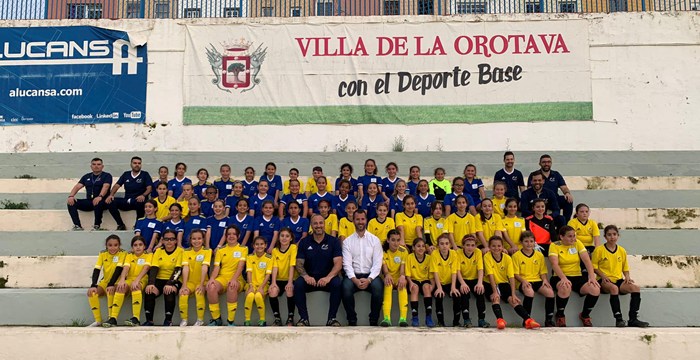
[0,26,147,125]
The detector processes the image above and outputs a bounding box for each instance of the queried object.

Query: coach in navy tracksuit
[67,158,112,231]
[105,156,153,230]
[521,170,564,227]
[527,154,574,222]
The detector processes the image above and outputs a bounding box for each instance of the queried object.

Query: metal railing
[0,0,697,19]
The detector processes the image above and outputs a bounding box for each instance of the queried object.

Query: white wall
[0,12,698,153]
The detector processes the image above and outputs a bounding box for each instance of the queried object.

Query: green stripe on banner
[183,102,593,125]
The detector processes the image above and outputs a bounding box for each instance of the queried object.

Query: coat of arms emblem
[206,39,267,93]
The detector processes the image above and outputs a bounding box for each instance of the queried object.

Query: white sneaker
[179,320,188,327]
[87,321,102,327]
[193,320,204,326]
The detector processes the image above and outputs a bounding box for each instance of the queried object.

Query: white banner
[183,20,591,124]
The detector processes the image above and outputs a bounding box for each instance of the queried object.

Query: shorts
[125,277,148,291]
[551,276,587,296]
[149,278,182,298]
[598,278,624,289]
[411,279,432,289]
[246,282,269,294]
[485,282,512,301]
[183,281,206,294]
[518,281,544,293]
[215,276,245,292]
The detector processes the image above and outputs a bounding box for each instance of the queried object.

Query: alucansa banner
[183,20,591,125]
[0,26,147,125]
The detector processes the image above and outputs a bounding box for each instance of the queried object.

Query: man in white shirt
[341,209,384,326]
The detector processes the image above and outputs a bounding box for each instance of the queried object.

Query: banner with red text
[183,20,591,125]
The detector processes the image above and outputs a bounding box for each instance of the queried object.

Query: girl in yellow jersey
[406,238,434,327]
[87,234,127,327]
[513,231,555,327]
[549,226,600,327]
[502,198,525,254]
[568,203,601,254]
[423,202,447,252]
[144,229,184,326]
[317,200,338,237]
[368,202,395,244]
[154,182,176,221]
[592,225,649,328]
[380,230,409,327]
[245,237,272,326]
[395,195,424,250]
[484,236,540,330]
[206,225,248,326]
[269,228,298,326]
[176,183,195,217]
[456,235,488,328]
[178,230,211,326]
[447,195,480,250]
[476,198,514,250]
[430,234,460,327]
[337,201,357,242]
[491,181,507,218]
[106,235,151,327]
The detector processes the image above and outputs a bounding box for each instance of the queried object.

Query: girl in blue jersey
[242,167,258,198]
[361,182,382,220]
[261,162,284,204]
[163,203,185,247]
[183,197,207,248]
[390,179,408,218]
[308,176,333,215]
[214,164,235,199]
[415,180,436,218]
[134,199,162,252]
[281,201,309,242]
[358,159,382,200]
[407,166,421,196]
[193,168,210,200]
[279,179,308,219]
[463,164,486,209]
[224,181,245,217]
[151,166,169,198]
[334,179,357,219]
[335,163,358,197]
[230,198,254,249]
[253,200,281,254]
[168,162,191,199]
[206,199,229,250]
[382,162,402,198]
[248,180,274,217]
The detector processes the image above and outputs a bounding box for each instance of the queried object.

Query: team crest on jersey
[196,254,205,262]
[258,261,268,269]
[206,39,267,93]
[393,256,401,264]
[321,244,329,250]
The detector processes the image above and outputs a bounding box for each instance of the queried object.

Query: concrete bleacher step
[2,327,699,360]
[2,151,700,178]
[3,176,700,193]
[1,208,698,231]
[2,230,698,256]
[0,288,692,327]
[4,190,700,210]
[2,255,697,289]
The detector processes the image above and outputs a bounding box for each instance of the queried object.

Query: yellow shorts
[215,276,245,292]
[124,277,148,291]
[245,283,269,294]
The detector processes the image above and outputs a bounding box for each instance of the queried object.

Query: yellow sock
[195,293,206,321]
[254,292,266,320]
[107,293,115,312]
[244,292,255,321]
[398,288,408,320]
[88,293,102,323]
[382,286,393,320]
[132,291,143,321]
[209,303,221,320]
[178,294,189,321]
[110,292,125,319]
[227,302,238,323]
